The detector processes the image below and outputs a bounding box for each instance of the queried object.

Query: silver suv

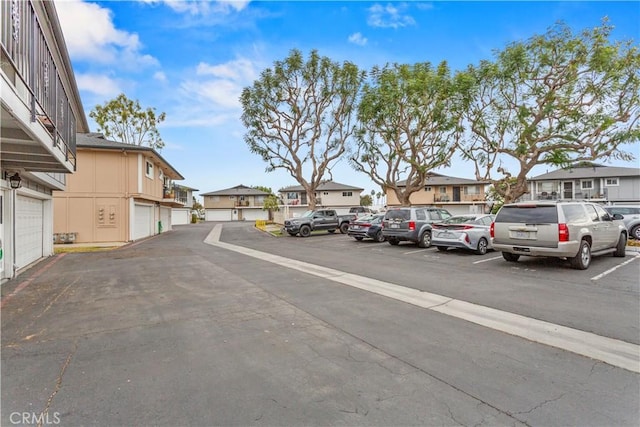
[603,205,640,240]
[382,207,451,247]
[491,201,627,270]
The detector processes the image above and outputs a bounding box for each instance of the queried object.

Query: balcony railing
[434,193,485,203]
[1,0,77,170]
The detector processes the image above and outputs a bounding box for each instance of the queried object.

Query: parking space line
[473,255,503,265]
[591,253,640,281]
[205,225,640,373]
[403,249,428,255]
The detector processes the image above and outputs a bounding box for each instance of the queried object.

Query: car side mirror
[613,213,624,220]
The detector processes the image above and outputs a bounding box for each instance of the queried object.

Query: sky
[54,0,640,199]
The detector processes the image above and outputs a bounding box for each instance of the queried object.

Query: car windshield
[385,209,410,220]
[358,214,375,221]
[300,210,315,218]
[442,216,477,224]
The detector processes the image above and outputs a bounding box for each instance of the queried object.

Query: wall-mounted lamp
[9,173,22,189]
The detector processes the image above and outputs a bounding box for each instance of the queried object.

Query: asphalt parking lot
[2,222,639,426]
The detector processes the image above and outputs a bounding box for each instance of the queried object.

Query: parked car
[603,205,640,240]
[382,207,452,247]
[347,214,385,242]
[284,209,356,237]
[491,201,627,270]
[432,214,495,255]
[349,206,377,217]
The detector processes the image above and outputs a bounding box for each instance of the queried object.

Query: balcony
[163,186,187,207]
[1,0,78,173]
[235,200,250,207]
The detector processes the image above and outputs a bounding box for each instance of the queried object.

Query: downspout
[12,188,17,278]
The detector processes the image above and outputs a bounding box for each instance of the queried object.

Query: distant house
[171,184,199,225]
[526,163,640,203]
[53,133,185,244]
[388,173,490,215]
[201,185,270,221]
[276,181,364,221]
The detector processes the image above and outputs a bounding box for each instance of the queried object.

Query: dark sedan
[347,214,385,242]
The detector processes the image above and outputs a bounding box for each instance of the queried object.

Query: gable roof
[279,181,364,192]
[201,185,270,197]
[398,172,489,187]
[76,133,184,180]
[529,164,640,181]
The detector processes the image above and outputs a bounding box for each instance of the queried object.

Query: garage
[160,206,171,232]
[133,203,154,240]
[172,209,190,225]
[16,195,44,269]
[242,209,269,221]
[205,209,232,221]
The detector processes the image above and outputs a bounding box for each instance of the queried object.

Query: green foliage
[89,93,166,150]
[460,19,640,203]
[351,61,467,206]
[360,195,373,206]
[241,49,365,208]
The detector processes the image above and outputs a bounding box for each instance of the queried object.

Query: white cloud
[367,3,416,29]
[56,0,158,68]
[75,74,121,97]
[139,0,250,15]
[348,32,368,46]
[153,71,168,82]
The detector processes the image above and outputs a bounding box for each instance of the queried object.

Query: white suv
[491,201,627,270]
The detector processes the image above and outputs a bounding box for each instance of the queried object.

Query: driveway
[2,222,638,426]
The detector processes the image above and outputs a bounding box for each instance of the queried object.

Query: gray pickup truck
[284,209,356,237]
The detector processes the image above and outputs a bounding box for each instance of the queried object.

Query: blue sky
[55,0,640,198]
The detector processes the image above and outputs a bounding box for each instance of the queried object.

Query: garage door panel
[172,209,190,225]
[205,210,232,221]
[134,204,153,240]
[242,209,268,221]
[16,196,44,269]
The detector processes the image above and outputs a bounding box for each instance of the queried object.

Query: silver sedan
[431,214,495,255]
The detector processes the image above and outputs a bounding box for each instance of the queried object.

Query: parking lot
[2,221,639,426]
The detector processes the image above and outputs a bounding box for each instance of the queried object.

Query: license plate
[352,225,360,229]
[390,224,399,229]
[513,231,530,239]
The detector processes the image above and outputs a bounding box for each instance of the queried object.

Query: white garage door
[133,204,153,240]
[205,209,232,221]
[16,195,44,269]
[160,207,171,232]
[242,209,268,221]
[172,209,190,225]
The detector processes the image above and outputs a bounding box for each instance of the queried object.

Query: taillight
[361,223,371,227]
[462,225,474,230]
[490,222,495,238]
[409,221,416,231]
[558,223,569,242]
[431,224,440,229]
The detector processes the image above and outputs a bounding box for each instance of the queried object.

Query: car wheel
[388,238,399,246]
[417,231,432,248]
[631,225,640,240]
[340,223,349,234]
[436,246,448,252]
[569,240,591,270]
[502,252,520,262]
[327,229,336,234]
[354,236,364,241]
[299,225,311,238]
[374,230,385,243]
[475,238,488,255]
[613,233,627,257]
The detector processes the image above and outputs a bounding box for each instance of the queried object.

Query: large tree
[350,62,467,206]
[240,49,365,209]
[89,93,166,151]
[459,20,640,203]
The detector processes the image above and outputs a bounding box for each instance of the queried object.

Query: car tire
[374,230,385,243]
[327,229,336,234]
[299,225,311,238]
[475,237,488,255]
[613,233,627,257]
[287,232,297,237]
[417,231,432,248]
[388,238,399,246]
[569,240,591,270]
[436,246,448,252]
[354,236,364,241]
[631,225,640,240]
[340,223,349,234]
[502,252,520,262]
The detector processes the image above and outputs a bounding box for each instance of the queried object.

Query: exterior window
[342,191,353,197]
[145,161,154,178]
[239,196,245,201]
[464,186,480,195]
[439,186,447,194]
[323,192,329,195]
[425,186,432,192]
[255,196,265,204]
[605,178,619,187]
[536,182,555,193]
[581,180,593,190]
[229,196,236,200]
[286,192,297,199]
[211,196,220,202]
